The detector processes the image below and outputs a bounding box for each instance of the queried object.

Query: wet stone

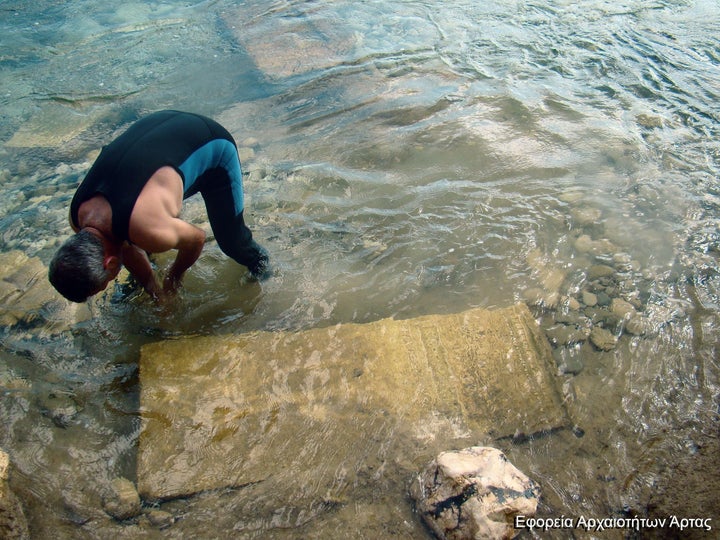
[590,327,617,351]
[596,291,612,307]
[103,478,142,521]
[571,207,602,227]
[611,298,637,320]
[0,448,30,540]
[554,310,590,327]
[545,324,590,347]
[625,315,649,336]
[38,392,80,428]
[410,447,540,540]
[137,304,567,514]
[588,265,615,280]
[553,347,584,375]
[582,291,598,307]
[564,296,581,311]
[146,510,174,529]
[574,234,594,253]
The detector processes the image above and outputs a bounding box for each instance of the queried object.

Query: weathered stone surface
[102,478,141,521]
[146,509,174,529]
[0,449,30,540]
[0,250,91,332]
[222,5,359,80]
[5,104,101,148]
[611,298,637,319]
[410,446,539,540]
[137,303,567,518]
[590,327,617,351]
[625,315,649,336]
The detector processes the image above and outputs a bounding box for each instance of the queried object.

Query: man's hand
[161,221,206,295]
[121,244,162,300]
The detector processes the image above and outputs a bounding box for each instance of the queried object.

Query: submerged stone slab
[0,250,90,331]
[222,5,358,80]
[5,104,102,148]
[138,303,566,507]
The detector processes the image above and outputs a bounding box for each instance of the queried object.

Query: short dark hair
[48,229,110,302]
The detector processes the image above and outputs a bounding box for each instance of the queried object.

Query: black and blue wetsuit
[70,110,267,275]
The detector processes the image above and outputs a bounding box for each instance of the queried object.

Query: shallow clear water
[1,0,719,537]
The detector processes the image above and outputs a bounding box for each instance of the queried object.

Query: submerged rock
[146,509,174,529]
[222,4,359,80]
[411,446,540,540]
[611,298,637,319]
[102,478,142,521]
[137,304,567,525]
[5,104,101,148]
[590,327,617,351]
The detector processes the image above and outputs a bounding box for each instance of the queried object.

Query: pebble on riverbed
[525,219,657,375]
[102,478,142,521]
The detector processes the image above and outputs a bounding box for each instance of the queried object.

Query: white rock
[590,327,617,351]
[411,446,540,540]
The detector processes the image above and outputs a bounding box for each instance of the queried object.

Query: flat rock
[137,304,568,520]
[222,5,358,80]
[0,250,91,332]
[5,104,101,148]
[588,265,615,280]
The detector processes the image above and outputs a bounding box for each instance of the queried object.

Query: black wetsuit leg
[190,168,269,276]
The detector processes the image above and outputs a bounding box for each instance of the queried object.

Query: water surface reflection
[1,0,718,537]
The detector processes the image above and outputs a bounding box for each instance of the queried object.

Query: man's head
[49,229,121,302]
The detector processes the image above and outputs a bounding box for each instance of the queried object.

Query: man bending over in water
[49,110,269,303]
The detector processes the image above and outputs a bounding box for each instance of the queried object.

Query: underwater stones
[411,446,539,540]
[0,449,30,540]
[146,510,174,530]
[544,324,590,347]
[553,346,584,375]
[137,304,566,511]
[573,234,617,256]
[588,264,615,280]
[611,298,637,320]
[0,250,91,332]
[102,478,142,521]
[529,233,660,365]
[624,315,649,336]
[570,207,602,227]
[589,327,617,351]
[5,104,101,148]
[523,249,567,308]
[582,291,598,307]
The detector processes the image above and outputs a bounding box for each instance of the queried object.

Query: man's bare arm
[121,244,161,300]
[160,220,206,294]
